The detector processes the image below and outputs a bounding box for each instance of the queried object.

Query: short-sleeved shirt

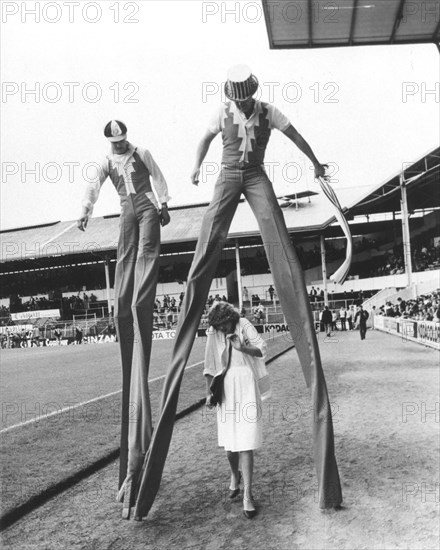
[207,100,291,166]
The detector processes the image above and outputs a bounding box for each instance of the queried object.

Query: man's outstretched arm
[190,130,217,186]
[282,124,328,179]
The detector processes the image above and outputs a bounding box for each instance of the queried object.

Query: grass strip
[1,337,294,529]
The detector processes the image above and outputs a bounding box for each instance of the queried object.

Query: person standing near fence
[354,305,369,340]
[131,65,342,520]
[321,306,333,337]
[347,305,355,330]
[339,306,347,331]
[77,120,171,512]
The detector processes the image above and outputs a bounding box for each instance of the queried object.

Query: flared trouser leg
[114,208,138,488]
[134,170,243,518]
[114,203,160,489]
[243,168,342,508]
[125,208,161,483]
[134,167,342,517]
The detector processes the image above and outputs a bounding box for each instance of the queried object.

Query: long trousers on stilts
[113,198,160,488]
[134,167,342,517]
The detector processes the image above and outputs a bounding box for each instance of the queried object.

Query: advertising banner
[0,324,33,334]
[11,309,60,321]
[375,316,439,349]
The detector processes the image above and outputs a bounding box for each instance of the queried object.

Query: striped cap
[224,65,259,102]
[104,120,127,142]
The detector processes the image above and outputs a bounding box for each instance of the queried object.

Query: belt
[222,163,263,171]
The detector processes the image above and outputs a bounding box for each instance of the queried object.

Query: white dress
[217,345,263,452]
[203,318,270,453]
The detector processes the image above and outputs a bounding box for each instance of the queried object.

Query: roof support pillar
[400,174,413,287]
[320,235,328,306]
[104,258,112,317]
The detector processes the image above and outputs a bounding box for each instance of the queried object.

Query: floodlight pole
[104,258,112,317]
[320,235,328,306]
[399,173,413,287]
[235,240,243,310]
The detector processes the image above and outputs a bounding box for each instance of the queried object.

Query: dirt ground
[1,329,439,550]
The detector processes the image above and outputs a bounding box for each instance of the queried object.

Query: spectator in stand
[252,304,265,325]
[385,302,395,317]
[309,286,317,303]
[397,297,406,315]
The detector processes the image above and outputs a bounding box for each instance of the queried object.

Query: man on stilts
[131,65,343,519]
[77,120,171,517]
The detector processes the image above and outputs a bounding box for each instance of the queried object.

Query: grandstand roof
[1,146,438,264]
[262,0,440,50]
[0,187,364,263]
[350,146,440,215]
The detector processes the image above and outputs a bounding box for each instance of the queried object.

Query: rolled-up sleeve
[139,149,171,205]
[81,158,109,215]
[240,318,267,360]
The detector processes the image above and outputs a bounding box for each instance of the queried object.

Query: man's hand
[77,214,89,232]
[314,163,329,180]
[190,168,200,186]
[160,205,171,227]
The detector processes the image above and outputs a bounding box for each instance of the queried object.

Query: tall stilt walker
[133,66,346,519]
[77,120,171,516]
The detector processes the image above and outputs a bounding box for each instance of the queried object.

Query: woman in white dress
[204,302,271,519]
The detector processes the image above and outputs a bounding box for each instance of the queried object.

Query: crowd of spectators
[5,290,103,321]
[413,242,440,272]
[377,291,440,323]
[353,238,440,279]
[0,305,10,325]
[62,292,98,313]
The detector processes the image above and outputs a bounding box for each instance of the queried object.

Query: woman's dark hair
[208,301,240,329]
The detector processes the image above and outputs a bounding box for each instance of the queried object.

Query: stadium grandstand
[0,147,438,348]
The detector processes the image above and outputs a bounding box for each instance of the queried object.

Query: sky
[1,0,439,230]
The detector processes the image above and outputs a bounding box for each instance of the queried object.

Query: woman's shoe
[243,509,257,519]
[243,496,257,519]
[228,472,241,499]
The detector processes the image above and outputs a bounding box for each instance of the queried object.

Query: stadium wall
[374,315,440,350]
